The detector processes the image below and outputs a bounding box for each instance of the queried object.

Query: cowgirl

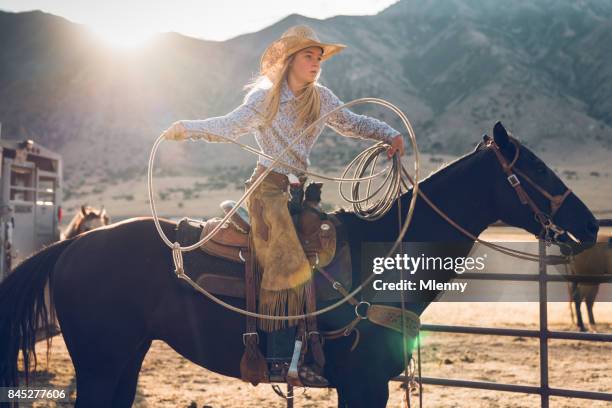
[163,25,405,386]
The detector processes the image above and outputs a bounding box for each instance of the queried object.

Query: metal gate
[393,238,612,406]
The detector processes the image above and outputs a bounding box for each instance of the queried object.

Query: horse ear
[474,134,489,151]
[100,207,107,218]
[493,121,509,148]
[81,205,88,216]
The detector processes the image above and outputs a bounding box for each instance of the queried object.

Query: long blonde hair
[244,53,322,133]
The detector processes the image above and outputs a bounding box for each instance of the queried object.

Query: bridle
[484,135,575,246]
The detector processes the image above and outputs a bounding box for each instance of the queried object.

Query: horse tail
[0,238,74,388]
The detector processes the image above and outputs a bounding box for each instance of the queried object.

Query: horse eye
[536,164,547,174]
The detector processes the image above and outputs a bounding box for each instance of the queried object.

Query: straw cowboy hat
[260,24,346,80]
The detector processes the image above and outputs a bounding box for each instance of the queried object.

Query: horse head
[79,205,110,233]
[479,121,598,255]
[63,205,111,239]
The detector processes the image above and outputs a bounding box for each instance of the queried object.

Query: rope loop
[147,97,421,322]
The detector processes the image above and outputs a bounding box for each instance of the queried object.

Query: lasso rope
[148,97,421,321]
[149,96,564,321]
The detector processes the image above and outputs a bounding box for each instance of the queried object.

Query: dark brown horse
[0,123,598,407]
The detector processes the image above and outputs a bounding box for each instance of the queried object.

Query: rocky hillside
[0,0,610,192]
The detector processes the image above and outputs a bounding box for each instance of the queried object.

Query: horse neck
[401,149,498,241]
[329,149,500,320]
[416,151,499,237]
[340,148,498,245]
[331,148,501,304]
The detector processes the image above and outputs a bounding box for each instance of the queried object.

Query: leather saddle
[197,207,339,265]
[174,183,352,301]
[198,201,337,268]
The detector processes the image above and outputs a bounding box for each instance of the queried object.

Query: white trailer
[0,129,63,281]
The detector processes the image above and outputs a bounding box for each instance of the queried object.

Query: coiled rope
[148,97,421,321]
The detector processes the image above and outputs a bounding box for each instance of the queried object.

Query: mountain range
[0,0,610,189]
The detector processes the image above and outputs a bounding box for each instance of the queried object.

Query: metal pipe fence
[392,238,612,406]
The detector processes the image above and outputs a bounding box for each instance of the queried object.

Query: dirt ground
[19,301,611,408]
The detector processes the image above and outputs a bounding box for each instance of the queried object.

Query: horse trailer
[0,127,63,281]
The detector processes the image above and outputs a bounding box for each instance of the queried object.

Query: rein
[313,135,575,407]
[397,136,575,263]
[315,135,574,352]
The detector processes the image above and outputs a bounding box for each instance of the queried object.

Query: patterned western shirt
[179,78,399,175]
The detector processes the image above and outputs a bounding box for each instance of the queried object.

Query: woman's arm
[168,89,265,143]
[321,86,400,144]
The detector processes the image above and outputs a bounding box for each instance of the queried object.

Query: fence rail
[394,375,612,402]
[419,323,612,342]
[391,239,612,407]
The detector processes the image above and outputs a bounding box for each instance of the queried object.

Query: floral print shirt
[179,78,399,175]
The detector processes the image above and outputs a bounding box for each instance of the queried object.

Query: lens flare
[89,24,154,49]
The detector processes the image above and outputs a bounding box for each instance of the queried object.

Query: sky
[0,0,398,46]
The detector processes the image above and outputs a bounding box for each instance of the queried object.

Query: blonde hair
[244,52,322,133]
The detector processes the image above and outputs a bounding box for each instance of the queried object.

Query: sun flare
[89,24,155,49]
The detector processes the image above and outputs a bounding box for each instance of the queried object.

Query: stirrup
[268,363,329,387]
[268,361,289,383]
[297,364,329,388]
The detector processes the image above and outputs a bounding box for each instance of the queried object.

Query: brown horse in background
[61,205,110,240]
[568,235,612,332]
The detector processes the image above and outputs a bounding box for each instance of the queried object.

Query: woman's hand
[387,134,405,159]
[162,121,187,141]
